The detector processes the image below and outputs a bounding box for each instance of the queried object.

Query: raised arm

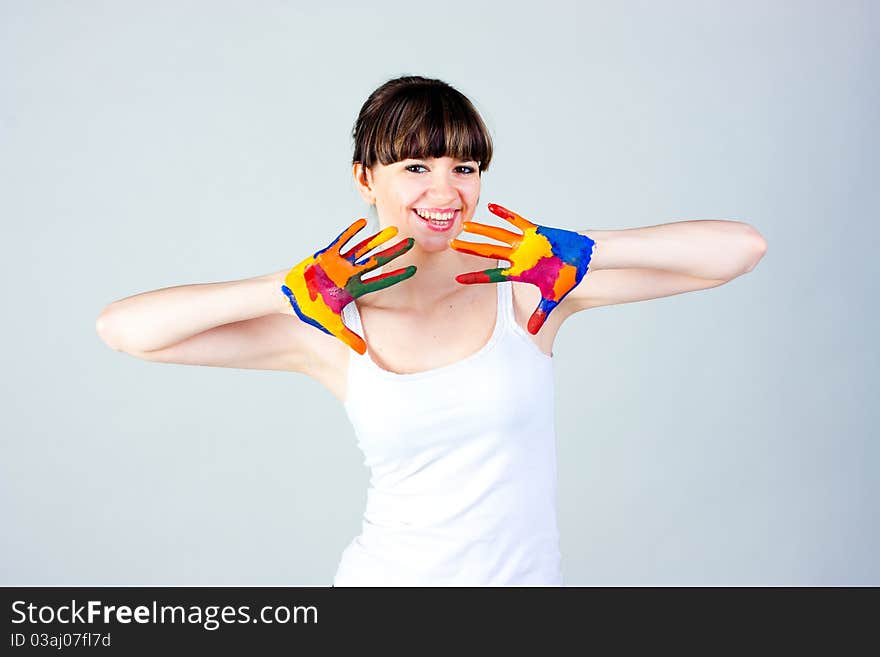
[558,219,768,311]
[95,217,418,371]
[94,269,321,372]
[584,220,767,280]
[96,270,289,353]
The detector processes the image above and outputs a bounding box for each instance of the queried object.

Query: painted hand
[282,218,416,354]
[450,203,595,334]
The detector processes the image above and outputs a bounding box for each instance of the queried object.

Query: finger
[336,324,367,355]
[341,225,399,262]
[488,203,535,232]
[330,218,369,253]
[455,268,509,285]
[459,221,522,245]
[449,238,513,262]
[527,297,560,334]
[355,237,415,271]
[353,265,417,296]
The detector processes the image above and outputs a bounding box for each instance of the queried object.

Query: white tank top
[336,279,563,586]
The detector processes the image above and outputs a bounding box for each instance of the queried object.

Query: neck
[369,242,497,311]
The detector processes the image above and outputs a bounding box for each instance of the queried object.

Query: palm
[449,203,595,334]
[282,218,416,354]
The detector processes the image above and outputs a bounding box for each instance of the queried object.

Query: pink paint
[515,255,565,299]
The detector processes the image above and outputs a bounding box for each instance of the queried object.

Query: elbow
[742,225,768,274]
[95,306,161,359]
[95,306,126,352]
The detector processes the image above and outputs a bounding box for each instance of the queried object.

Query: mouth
[412,208,459,232]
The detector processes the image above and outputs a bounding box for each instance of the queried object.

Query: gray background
[2,0,876,585]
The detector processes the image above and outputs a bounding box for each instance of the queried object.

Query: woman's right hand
[281,218,416,354]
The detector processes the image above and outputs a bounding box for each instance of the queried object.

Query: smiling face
[354,156,481,253]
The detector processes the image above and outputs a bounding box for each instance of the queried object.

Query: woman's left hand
[449,203,596,334]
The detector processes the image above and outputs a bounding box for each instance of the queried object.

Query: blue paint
[281,284,332,335]
[535,226,595,279]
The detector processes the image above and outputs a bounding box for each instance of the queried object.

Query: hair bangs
[384,93,489,167]
[353,76,493,172]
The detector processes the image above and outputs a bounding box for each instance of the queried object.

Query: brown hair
[352,75,493,173]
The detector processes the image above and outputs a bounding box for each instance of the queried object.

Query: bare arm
[584,220,766,279]
[95,269,290,353]
[556,220,766,312]
[94,268,332,373]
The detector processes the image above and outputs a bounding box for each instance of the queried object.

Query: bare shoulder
[306,284,544,392]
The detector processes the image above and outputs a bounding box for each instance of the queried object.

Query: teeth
[415,209,455,221]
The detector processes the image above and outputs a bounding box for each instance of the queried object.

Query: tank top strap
[499,279,554,361]
[342,297,363,335]
[497,278,516,333]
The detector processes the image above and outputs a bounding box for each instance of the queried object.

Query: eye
[404,164,476,174]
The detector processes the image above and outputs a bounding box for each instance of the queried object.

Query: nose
[428,169,457,199]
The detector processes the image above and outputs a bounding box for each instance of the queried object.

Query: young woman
[96,75,767,586]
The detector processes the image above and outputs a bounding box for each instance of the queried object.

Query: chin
[411,234,450,253]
